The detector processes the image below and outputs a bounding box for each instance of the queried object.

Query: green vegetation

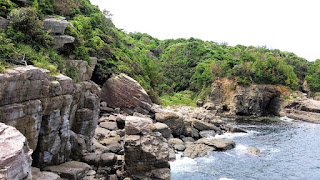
[0,0,319,105]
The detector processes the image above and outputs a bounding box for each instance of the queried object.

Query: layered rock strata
[0,123,33,180]
[0,62,100,168]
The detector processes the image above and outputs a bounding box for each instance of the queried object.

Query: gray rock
[124,132,170,179]
[100,153,115,166]
[182,137,195,142]
[246,146,260,155]
[100,121,118,131]
[0,17,9,31]
[100,74,152,114]
[31,167,61,180]
[193,120,221,132]
[169,148,176,160]
[43,17,69,35]
[153,122,171,139]
[182,143,214,158]
[196,138,236,151]
[52,35,75,49]
[0,123,32,180]
[125,116,154,135]
[44,161,91,180]
[199,130,216,138]
[155,110,185,136]
[83,153,101,165]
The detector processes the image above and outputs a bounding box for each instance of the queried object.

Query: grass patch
[160,90,196,106]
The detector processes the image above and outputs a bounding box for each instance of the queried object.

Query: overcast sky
[90,0,320,61]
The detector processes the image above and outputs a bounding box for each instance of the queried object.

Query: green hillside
[0,0,319,105]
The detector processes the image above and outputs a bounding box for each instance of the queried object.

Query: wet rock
[44,161,91,180]
[196,138,235,151]
[182,143,215,158]
[155,110,185,136]
[153,122,171,139]
[246,146,260,155]
[101,74,152,114]
[199,130,216,138]
[282,98,320,123]
[169,148,176,160]
[168,138,185,151]
[193,120,221,132]
[0,123,32,180]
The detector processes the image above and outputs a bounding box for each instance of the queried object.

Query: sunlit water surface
[171,117,320,180]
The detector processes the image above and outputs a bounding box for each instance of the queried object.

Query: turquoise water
[171,118,320,180]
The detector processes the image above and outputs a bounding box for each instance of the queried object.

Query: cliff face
[208,78,281,117]
[0,62,100,168]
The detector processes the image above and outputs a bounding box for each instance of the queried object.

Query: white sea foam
[279,116,294,122]
[170,153,198,172]
[215,130,259,139]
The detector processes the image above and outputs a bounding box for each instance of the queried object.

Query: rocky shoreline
[0,67,319,180]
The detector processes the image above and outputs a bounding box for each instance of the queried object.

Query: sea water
[171,118,320,180]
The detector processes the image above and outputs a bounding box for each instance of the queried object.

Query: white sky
[90,0,320,61]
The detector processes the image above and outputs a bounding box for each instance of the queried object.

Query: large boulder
[155,110,185,136]
[43,17,69,35]
[0,123,32,180]
[101,74,152,114]
[44,161,91,180]
[52,35,75,49]
[193,119,221,132]
[182,143,214,159]
[125,116,154,135]
[125,132,170,179]
[196,138,235,151]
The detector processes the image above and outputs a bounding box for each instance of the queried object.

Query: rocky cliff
[0,61,100,169]
[207,78,281,117]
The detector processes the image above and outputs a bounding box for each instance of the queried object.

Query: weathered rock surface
[125,116,154,135]
[124,114,170,179]
[31,167,61,180]
[52,35,75,49]
[0,123,32,180]
[193,119,221,132]
[155,110,185,136]
[0,63,100,168]
[208,78,281,117]
[196,138,236,151]
[182,143,214,158]
[0,17,9,31]
[63,60,96,82]
[43,17,69,35]
[153,122,171,139]
[246,146,260,155]
[101,74,152,114]
[281,98,320,123]
[44,161,91,180]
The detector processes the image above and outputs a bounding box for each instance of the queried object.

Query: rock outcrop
[124,116,170,179]
[101,73,153,115]
[0,61,100,168]
[42,16,75,49]
[0,123,33,180]
[208,78,281,117]
[0,17,9,31]
[281,98,320,123]
[155,110,185,137]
